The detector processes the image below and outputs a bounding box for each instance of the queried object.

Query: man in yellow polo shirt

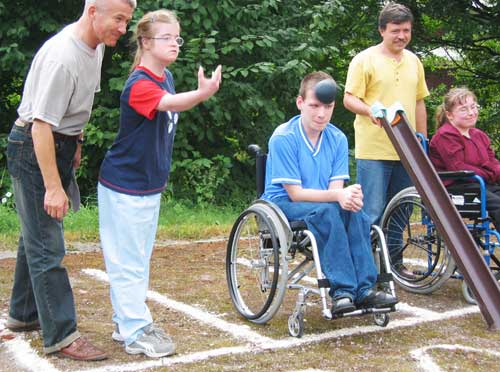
[343,2,429,270]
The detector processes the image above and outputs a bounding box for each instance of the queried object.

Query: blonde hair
[435,87,478,129]
[131,10,180,71]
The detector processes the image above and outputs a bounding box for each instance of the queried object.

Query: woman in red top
[429,87,500,231]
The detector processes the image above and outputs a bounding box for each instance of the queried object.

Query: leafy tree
[400,0,500,148]
[1,0,498,206]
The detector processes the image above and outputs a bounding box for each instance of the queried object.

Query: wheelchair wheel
[381,187,456,294]
[374,313,389,327]
[288,311,304,338]
[461,271,500,305]
[226,203,288,324]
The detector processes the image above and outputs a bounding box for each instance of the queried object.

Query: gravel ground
[1,241,499,372]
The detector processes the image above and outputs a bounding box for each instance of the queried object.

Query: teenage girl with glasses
[98,9,222,358]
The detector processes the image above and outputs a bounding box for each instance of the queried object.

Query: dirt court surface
[1,240,499,372]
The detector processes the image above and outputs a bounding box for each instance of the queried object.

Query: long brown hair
[130,9,179,71]
[435,87,478,129]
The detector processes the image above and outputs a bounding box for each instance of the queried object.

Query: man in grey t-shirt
[6,0,135,361]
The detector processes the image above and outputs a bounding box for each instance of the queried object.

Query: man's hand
[44,186,69,221]
[367,109,381,127]
[338,184,364,212]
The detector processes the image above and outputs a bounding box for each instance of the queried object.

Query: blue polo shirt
[99,67,178,195]
[262,115,350,201]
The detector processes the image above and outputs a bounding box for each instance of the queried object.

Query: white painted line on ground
[257,305,480,351]
[76,346,252,372]
[72,305,481,372]
[75,268,481,372]
[396,302,440,318]
[410,344,500,372]
[3,269,478,372]
[4,337,60,372]
[82,269,273,346]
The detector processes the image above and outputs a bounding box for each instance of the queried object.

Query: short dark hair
[299,71,336,99]
[378,2,414,30]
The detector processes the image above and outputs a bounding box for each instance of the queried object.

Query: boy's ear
[296,95,304,111]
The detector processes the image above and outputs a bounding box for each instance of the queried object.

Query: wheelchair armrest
[438,170,476,180]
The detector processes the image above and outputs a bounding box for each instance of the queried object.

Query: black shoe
[331,297,356,314]
[358,289,398,309]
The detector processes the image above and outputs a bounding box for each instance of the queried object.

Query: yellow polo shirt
[345,46,429,160]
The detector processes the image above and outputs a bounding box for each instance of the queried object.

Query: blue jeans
[274,197,377,302]
[357,159,412,263]
[6,123,80,353]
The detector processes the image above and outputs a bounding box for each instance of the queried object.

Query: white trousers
[98,183,161,345]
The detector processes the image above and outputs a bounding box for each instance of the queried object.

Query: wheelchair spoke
[381,188,456,294]
[226,208,281,320]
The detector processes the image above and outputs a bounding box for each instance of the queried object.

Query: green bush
[1,0,499,206]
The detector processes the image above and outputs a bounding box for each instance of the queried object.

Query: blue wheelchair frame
[381,133,500,301]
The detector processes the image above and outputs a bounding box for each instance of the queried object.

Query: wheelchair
[380,134,500,303]
[225,145,397,337]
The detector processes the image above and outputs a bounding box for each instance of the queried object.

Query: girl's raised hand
[198,65,222,100]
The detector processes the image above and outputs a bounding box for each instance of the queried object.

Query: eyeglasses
[148,35,184,46]
[455,104,480,115]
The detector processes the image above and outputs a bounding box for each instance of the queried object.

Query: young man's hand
[339,184,363,212]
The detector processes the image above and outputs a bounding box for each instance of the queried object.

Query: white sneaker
[112,323,124,342]
[125,324,175,358]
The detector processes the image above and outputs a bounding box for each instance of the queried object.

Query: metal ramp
[378,107,500,330]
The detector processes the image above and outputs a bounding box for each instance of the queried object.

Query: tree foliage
[0,0,498,206]
[400,0,500,144]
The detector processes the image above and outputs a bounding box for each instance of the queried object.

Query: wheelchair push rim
[226,203,289,323]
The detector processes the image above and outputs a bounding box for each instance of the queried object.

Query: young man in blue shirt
[262,71,397,313]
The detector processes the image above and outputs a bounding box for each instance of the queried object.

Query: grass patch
[0,199,240,249]
[156,201,239,240]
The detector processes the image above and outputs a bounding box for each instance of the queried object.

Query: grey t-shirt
[17,23,105,135]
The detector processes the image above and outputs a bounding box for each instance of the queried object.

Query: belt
[15,118,79,142]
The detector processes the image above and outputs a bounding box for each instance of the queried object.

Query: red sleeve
[129,79,168,120]
[431,131,495,182]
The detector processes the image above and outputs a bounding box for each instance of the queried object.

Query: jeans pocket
[6,137,25,179]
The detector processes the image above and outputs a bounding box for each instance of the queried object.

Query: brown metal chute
[380,109,500,330]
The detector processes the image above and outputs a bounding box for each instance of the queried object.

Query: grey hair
[85,0,137,8]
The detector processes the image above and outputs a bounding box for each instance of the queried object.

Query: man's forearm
[343,93,370,116]
[31,120,62,190]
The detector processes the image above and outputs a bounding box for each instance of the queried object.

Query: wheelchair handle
[248,144,262,156]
